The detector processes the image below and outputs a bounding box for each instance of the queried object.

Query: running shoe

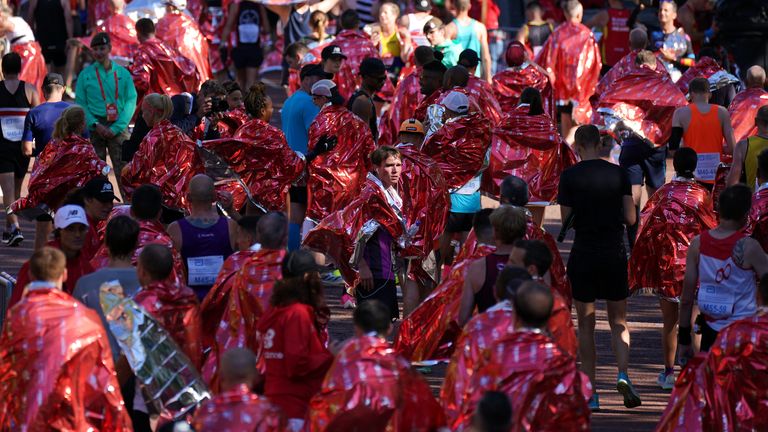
[320,271,345,287]
[6,228,23,247]
[657,371,675,390]
[2,231,9,244]
[341,293,357,309]
[617,374,642,408]
[588,393,600,412]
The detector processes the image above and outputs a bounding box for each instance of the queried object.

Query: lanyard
[95,67,118,105]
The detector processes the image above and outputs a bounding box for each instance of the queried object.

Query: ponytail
[52,106,86,140]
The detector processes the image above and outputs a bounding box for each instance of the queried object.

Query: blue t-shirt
[450,174,482,213]
[281,89,319,154]
[22,101,80,156]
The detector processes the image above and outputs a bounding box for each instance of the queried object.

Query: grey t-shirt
[73,267,142,360]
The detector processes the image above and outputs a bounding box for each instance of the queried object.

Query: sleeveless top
[745,135,768,190]
[380,30,400,58]
[236,0,262,47]
[34,0,67,49]
[407,13,432,47]
[7,17,34,45]
[475,253,509,313]
[179,217,234,296]
[347,88,378,140]
[697,231,757,331]
[602,7,631,66]
[285,7,312,46]
[453,17,482,56]
[0,80,31,146]
[683,104,724,183]
[526,21,552,54]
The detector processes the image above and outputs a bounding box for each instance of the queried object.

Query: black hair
[473,391,513,432]
[514,281,553,328]
[499,176,529,206]
[135,17,155,35]
[138,244,174,281]
[574,124,601,148]
[673,147,697,179]
[340,9,360,30]
[353,299,392,335]
[519,87,544,116]
[223,80,241,95]
[1,52,22,75]
[513,239,552,277]
[131,184,163,220]
[494,265,533,302]
[472,208,494,241]
[257,212,288,250]
[199,79,226,98]
[718,184,752,222]
[237,215,262,240]
[688,77,710,94]
[105,215,140,259]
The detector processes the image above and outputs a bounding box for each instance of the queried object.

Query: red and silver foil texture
[13,41,48,99]
[330,30,380,101]
[492,62,555,119]
[192,384,285,431]
[676,56,723,95]
[729,87,768,143]
[156,11,212,83]
[129,38,202,101]
[747,187,768,252]
[79,14,138,63]
[378,69,423,146]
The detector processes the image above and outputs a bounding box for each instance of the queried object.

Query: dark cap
[359,57,386,76]
[281,249,322,278]
[423,17,443,34]
[43,72,64,87]
[90,32,111,48]
[505,41,526,67]
[300,63,332,80]
[321,45,347,60]
[83,176,120,203]
[414,0,431,12]
[422,59,447,74]
[458,49,479,68]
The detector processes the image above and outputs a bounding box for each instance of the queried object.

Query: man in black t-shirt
[557,125,641,412]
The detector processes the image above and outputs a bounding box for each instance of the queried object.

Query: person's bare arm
[477,23,492,83]
[264,4,291,23]
[676,6,705,46]
[167,221,182,251]
[719,106,736,155]
[679,236,700,333]
[351,96,372,126]
[585,9,608,29]
[309,0,342,14]
[26,84,40,107]
[560,204,572,223]
[516,24,528,44]
[397,14,409,29]
[727,139,748,186]
[623,195,636,226]
[220,1,239,45]
[62,0,73,39]
[228,218,239,250]
[458,258,485,327]
[741,237,768,276]
[445,21,458,41]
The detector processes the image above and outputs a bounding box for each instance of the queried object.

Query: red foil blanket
[90,205,186,281]
[192,384,285,431]
[305,104,375,222]
[121,119,205,211]
[134,278,203,368]
[217,107,250,138]
[304,174,407,288]
[307,335,446,431]
[378,70,423,146]
[156,12,212,83]
[11,135,109,217]
[629,180,717,300]
[13,41,47,97]
[443,328,591,431]
[0,288,132,431]
[526,217,573,309]
[656,311,768,432]
[420,112,492,190]
[729,88,768,142]
[676,56,722,95]
[201,119,305,212]
[331,30,380,101]
[200,248,285,391]
[79,14,138,62]
[592,65,688,146]
[129,38,202,101]
[481,105,575,202]
[412,90,441,123]
[595,50,666,101]
[465,75,503,126]
[746,187,768,253]
[492,62,555,119]
[535,21,601,124]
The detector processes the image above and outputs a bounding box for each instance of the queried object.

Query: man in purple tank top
[168,174,237,299]
[458,205,528,326]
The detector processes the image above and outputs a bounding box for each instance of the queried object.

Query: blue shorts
[618,140,667,189]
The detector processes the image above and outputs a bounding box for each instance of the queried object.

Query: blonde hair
[143,93,173,123]
[52,106,86,140]
[489,205,527,244]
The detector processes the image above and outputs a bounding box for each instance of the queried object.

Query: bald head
[514,281,553,329]
[564,0,583,22]
[220,348,258,390]
[188,174,216,204]
[629,28,648,50]
[257,211,288,250]
[443,65,470,89]
[746,66,766,88]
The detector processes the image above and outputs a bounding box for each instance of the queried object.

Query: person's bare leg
[0,172,18,232]
[64,41,82,90]
[527,205,545,227]
[606,299,631,374]
[560,111,573,140]
[34,220,52,250]
[575,300,597,385]
[236,68,247,92]
[660,298,679,370]
[401,261,419,317]
[245,67,259,91]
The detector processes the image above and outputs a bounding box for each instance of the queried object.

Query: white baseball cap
[164,0,187,10]
[54,205,89,229]
[442,91,469,114]
[311,79,336,98]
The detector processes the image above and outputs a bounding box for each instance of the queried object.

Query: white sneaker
[657,371,675,390]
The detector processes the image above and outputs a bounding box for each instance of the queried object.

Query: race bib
[187,255,224,286]
[239,23,260,44]
[1,116,25,142]
[698,284,735,320]
[454,176,481,195]
[694,153,720,182]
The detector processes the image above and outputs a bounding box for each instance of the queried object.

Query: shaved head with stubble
[629,28,648,50]
[514,281,554,329]
[746,66,766,88]
[188,174,216,204]
[443,65,470,89]
[257,212,288,250]
[220,348,259,391]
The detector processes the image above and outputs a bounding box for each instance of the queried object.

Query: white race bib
[454,176,481,195]
[698,284,735,320]
[238,23,260,44]
[187,255,224,286]
[1,115,25,142]
[694,153,720,182]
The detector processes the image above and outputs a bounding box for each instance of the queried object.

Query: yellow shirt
[380,31,401,58]
[745,135,768,190]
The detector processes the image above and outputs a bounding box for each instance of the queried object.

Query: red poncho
[729,88,768,142]
[79,13,138,62]
[216,107,250,138]
[657,311,768,432]
[307,335,446,431]
[200,248,284,391]
[10,135,109,217]
[446,329,591,431]
[629,180,717,300]
[199,119,305,212]
[676,56,722,95]
[413,90,441,123]
[378,70,423,146]
[465,75,503,126]
[0,288,132,431]
[305,104,375,222]
[331,30,380,101]
[192,384,285,431]
[421,112,492,189]
[156,12,212,83]
[121,119,204,211]
[525,218,572,308]
[13,41,47,96]
[481,106,576,202]
[134,279,203,368]
[595,50,666,99]
[592,65,688,146]
[536,21,601,124]
[492,62,554,118]
[304,174,406,287]
[87,0,111,30]
[129,38,202,101]
[746,187,768,253]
